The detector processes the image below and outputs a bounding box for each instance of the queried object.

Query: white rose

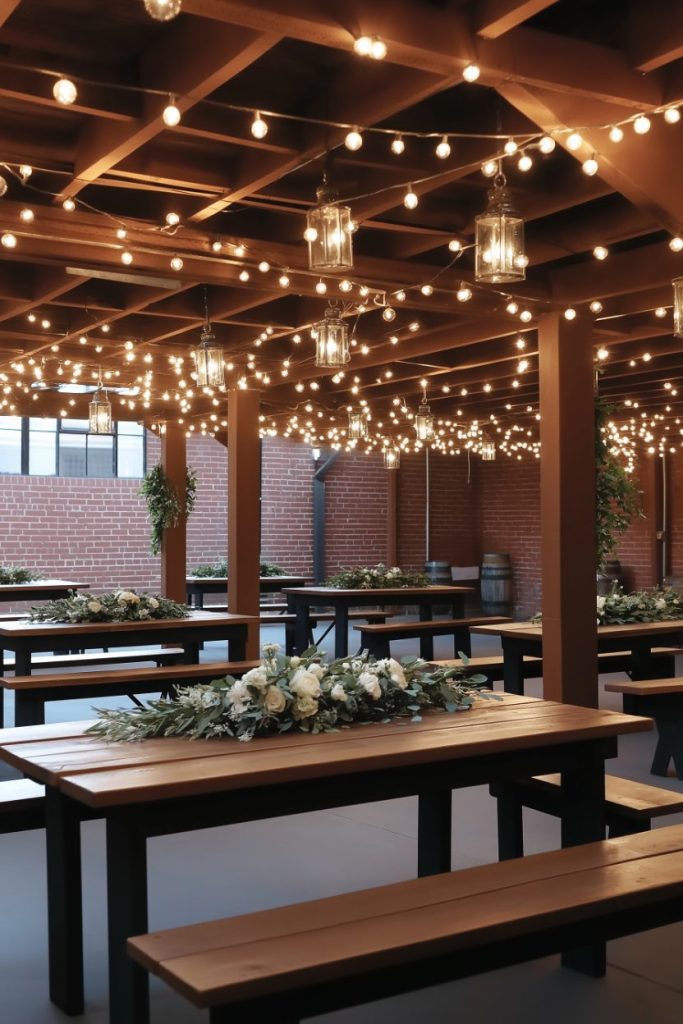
[289,656,301,668]
[293,695,318,719]
[87,600,102,614]
[290,669,321,699]
[308,662,326,679]
[331,683,347,702]
[264,686,286,714]
[388,658,407,689]
[227,679,251,714]
[148,597,159,610]
[596,596,606,611]
[242,667,270,691]
[359,671,382,700]
[655,598,666,610]
[138,608,150,618]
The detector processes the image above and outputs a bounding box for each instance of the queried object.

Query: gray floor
[1,627,682,1023]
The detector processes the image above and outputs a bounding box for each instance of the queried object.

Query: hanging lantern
[481,440,496,461]
[89,388,112,434]
[306,175,353,272]
[673,278,683,337]
[475,172,527,284]
[383,446,400,469]
[193,288,225,388]
[348,408,367,440]
[314,301,350,368]
[414,383,434,441]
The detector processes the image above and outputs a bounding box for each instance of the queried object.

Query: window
[0,417,146,478]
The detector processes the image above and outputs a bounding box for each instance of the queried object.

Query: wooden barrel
[480,553,513,613]
[425,560,451,612]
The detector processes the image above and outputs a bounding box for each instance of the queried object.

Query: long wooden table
[471,619,683,693]
[0,580,88,604]
[0,695,650,1023]
[186,574,306,608]
[283,585,473,658]
[0,609,257,675]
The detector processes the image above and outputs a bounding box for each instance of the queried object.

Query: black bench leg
[46,788,84,1016]
[651,718,683,779]
[419,636,435,660]
[107,814,149,1024]
[417,789,452,876]
[495,786,525,860]
[607,818,650,839]
[15,691,45,727]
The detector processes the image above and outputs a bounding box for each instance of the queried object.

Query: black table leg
[502,638,525,694]
[292,602,309,656]
[494,784,524,861]
[15,647,31,675]
[46,788,84,1016]
[182,641,200,665]
[107,813,149,1024]
[334,605,349,659]
[560,750,606,976]
[419,635,435,660]
[450,597,465,619]
[229,627,247,662]
[453,627,472,658]
[418,601,430,622]
[15,690,44,726]
[417,790,452,876]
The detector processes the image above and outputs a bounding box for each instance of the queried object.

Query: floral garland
[596,586,683,625]
[139,463,198,556]
[326,563,430,589]
[28,589,189,624]
[87,644,497,743]
[0,565,41,585]
[190,560,287,578]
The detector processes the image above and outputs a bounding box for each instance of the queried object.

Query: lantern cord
[202,286,211,330]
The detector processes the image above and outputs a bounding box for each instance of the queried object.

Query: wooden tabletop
[0,694,650,809]
[0,580,89,595]
[282,585,474,598]
[186,576,306,585]
[471,619,683,640]
[0,609,257,638]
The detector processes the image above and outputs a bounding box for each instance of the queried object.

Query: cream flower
[331,683,347,702]
[87,600,102,614]
[359,671,382,700]
[148,597,159,610]
[293,695,318,719]
[242,666,269,691]
[290,668,321,699]
[263,686,286,714]
[388,658,407,689]
[307,662,326,679]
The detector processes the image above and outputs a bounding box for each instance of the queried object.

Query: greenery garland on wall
[139,463,198,556]
[596,397,642,568]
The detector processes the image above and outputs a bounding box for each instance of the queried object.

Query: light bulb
[391,134,405,155]
[101,323,110,332]
[234,243,246,258]
[353,36,372,56]
[481,159,497,177]
[279,273,290,287]
[435,135,451,159]
[456,284,472,302]
[239,270,250,282]
[670,235,683,252]
[62,198,76,212]
[251,111,268,139]
[144,0,182,20]
[121,250,133,265]
[18,164,32,181]
[162,99,181,127]
[403,186,418,209]
[539,135,555,154]
[655,306,668,317]
[211,239,222,252]
[597,347,609,360]
[593,245,608,260]
[170,255,183,271]
[370,38,387,60]
[339,279,352,292]
[665,107,681,124]
[395,289,406,302]
[504,138,518,155]
[315,279,327,294]
[520,309,533,322]
[258,260,270,273]
[53,77,77,105]
[0,175,7,197]
[1,232,16,248]
[116,227,127,239]
[165,211,180,227]
[303,225,318,243]
[382,306,396,321]
[564,307,577,320]
[421,284,433,296]
[345,127,363,151]
[589,300,603,314]
[518,153,533,172]
[566,131,583,151]
[462,63,480,82]
[609,125,624,143]
[19,208,34,223]
[506,300,519,314]
[633,115,651,134]
[448,239,462,253]
[582,156,599,175]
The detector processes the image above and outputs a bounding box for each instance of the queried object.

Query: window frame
[0,417,147,478]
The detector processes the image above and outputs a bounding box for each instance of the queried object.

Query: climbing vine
[595,398,642,568]
[139,463,197,555]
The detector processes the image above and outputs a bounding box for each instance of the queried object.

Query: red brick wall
[325,449,388,573]
[260,437,314,577]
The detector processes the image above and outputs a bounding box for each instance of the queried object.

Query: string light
[506,300,519,314]
[53,77,77,105]
[435,135,451,159]
[582,156,599,175]
[144,0,182,20]
[170,255,183,271]
[391,134,405,155]
[19,208,34,223]
[162,96,181,127]
[18,165,32,182]
[503,138,518,155]
[278,273,290,287]
[120,250,133,265]
[593,245,609,260]
[539,135,556,154]
[633,115,651,135]
[665,107,681,124]
[345,127,363,151]
[481,160,497,177]
[448,239,462,253]
[251,111,268,139]
[609,125,624,143]
[315,279,327,294]
[456,284,472,302]
[566,132,583,151]
[590,300,603,313]
[353,36,387,59]
[462,63,480,82]
[564,307,577,320]
[258,260,270,273]
[62,198,76,212]
[655,306,668,317]
[403,185,418,209]
[670,236,683,252]
[518,153,533,172]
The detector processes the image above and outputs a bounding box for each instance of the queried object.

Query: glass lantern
[193,324,224,388]
[315,302,350,368]
[674,277,683,337]
[306,180,354,272]
[475,173,526,284]
[383,446,400,469]
[89,389,112,434]
[348,408,367,440]
[415,401,434,441]
[481,440,496,461]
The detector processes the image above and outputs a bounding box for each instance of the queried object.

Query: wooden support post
[539,313,598,707]
[228,388,261,658]
[160,422,187,603]
[387,468,398,566]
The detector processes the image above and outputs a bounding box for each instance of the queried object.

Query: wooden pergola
[0,0,682,693]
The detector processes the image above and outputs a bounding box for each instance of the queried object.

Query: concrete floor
[1,626,682,1024]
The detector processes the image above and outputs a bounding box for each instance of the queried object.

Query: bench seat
[129,824,683,1022]
[605,676,683,778]
[355,615,512,660]
[1,647,185,672]
[0,778,46,832]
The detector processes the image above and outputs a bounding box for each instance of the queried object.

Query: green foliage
[139,463,197,555]
[87,644,499,743]
[326,563,430,589]
[190,560,287,578]
[28,589,189,624]
[597,586,683,624]
[0,565,41,584]
[595,399,642,567]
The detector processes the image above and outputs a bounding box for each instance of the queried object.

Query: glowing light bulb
[382,306,396,321]
[609,125,624,143]
[503,138,518,155]
[670,236,683,252]
[515,337,526,349]
[370,38,387,60]
[234,244,246,258]
[421,284,434,296]
[170,255,183,271]
[633,115,651,134]
[339,279,352,292]
[353,36,372,56]
[564,307,577,320]
[403,186,418,209]
[395,289,406,302]
[481,159,497,177]
[593,245,608,260]
[116,227,127,240]
[518,153,533,172]
[456,284,472,302]
[435,135,451,159]
[19,208,34,223]
[506,300,519,314]
[539,135,555,154]
[62,198,76,212]
[1,232,16,248]
[665,107,681,124]
[162,98,181,127]
[18,164,32,182]
[251,111,268,139]
[211,239,222,253]
[345,127,363,151]
[391,134,405,155]
[315,279,327,294]
[144,0,182,20]
[566,131,583,151]
[597,347,609,360]
[165,212,180,227]
[53,77,77,105]
[121,250,133,265]
[520,309,533,322]
[462,63,480,82]
[655,306,668,317]
[239,269,250,282]
[0,175,7,197]
[279,273,290,287]
[590,300,603,314]
[582,156,599,175]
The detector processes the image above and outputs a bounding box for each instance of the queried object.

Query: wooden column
[539,313,598,707]
[227,387,261,659]
[387,468,398,565]
[160,422,187,603]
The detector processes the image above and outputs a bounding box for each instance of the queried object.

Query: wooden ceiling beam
[549,239,681,302]
[475,1,560,39]
[629,0,683,72]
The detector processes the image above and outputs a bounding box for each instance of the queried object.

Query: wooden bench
[1,647,185,672]
[128,824,683,1022]
[260,609,397,655]
[605,676,683,778]
[432,649,682,687]
[0,778,46,833]
[0,659,260,727]
[490,773,683,859]
[354,615,512,660]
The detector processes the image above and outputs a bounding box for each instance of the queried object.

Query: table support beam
[160,422,188,603]
[228,388,261,658]
[539,312,598,706]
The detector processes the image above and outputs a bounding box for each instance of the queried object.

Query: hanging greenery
[595,398,642,568]
[0,565,41,585]
[139,463,197,555]
[190,560,288,578]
